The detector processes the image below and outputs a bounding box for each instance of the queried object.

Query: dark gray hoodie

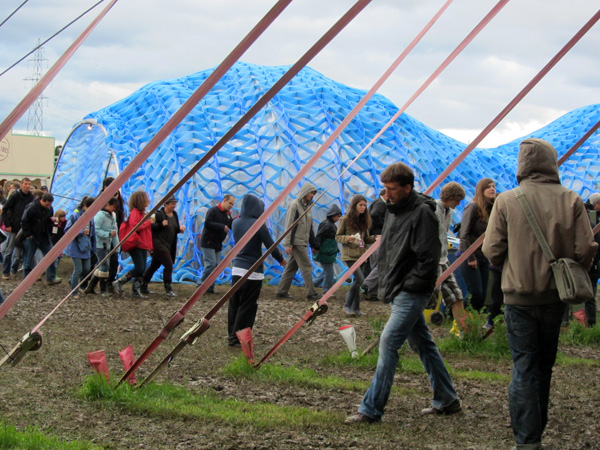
[232,194,284,273]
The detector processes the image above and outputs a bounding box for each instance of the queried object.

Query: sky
[0,0,599,148]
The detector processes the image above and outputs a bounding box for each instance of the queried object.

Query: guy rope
[137,0,517,383]
[253,6,600,367]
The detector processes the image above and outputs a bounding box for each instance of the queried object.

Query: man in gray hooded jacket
[483,138,597,450]
[276,182,319,299]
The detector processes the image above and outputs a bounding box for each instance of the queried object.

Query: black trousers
[228,275,262,345]
[143,248,174,284]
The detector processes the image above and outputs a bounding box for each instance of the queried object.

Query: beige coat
[482,138,597,305]
[335,216,376,261]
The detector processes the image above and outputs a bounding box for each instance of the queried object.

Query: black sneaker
[276,293,292,299]
[306,293,320,300]
[421,399,462,416]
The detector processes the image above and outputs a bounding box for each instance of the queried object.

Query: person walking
[99,177,125,293]
[361,189,388,301]
[1,177,34,279]
[433,182,469,329]
[85,197,119,296]
[459,177,496,312]
[20,192,61,285]
[113,191,154,297]
[65,197,96,297]
[583,192,600,327]
[483,138,597,450]
[312,204,342,295]
[198,194,234,294]
[141,196,185,296]
[276,182,319,300]
[345,162,460,424]
[228,194,286,347]
[336,195,376,316]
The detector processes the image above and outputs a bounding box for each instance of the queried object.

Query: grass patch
[79,374,342,428]
[222,355,368,391]
[559,321,600,347]
[435,314,510,359]
[0,420,100,450]
[555,353,600,367]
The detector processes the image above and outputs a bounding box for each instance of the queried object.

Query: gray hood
[516,138,560,185]
[297,182,317,201]
[326,203,342,218]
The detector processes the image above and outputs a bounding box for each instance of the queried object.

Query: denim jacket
[65,208,96,259]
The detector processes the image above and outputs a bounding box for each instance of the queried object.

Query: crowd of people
[0,138,598,450]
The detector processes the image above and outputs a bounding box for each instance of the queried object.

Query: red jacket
[129,208,153,251]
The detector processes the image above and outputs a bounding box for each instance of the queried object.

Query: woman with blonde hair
[459,178,496,312]
[336,195,376,316]
[113,191,154,297]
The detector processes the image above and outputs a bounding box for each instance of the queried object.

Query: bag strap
[514,187,556,264]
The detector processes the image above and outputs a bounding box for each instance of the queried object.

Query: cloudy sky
[1,0,598,148]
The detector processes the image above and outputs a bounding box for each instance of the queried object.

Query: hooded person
[276,182,319,300]
[313,203,342,294]
[483,138,597,450]
[228,194,286,347]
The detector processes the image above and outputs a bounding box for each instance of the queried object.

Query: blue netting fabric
[51,62,600,285]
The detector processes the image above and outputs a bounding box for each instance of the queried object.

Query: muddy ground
[0,259,599,450]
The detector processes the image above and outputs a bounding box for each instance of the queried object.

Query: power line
[0,0,104,78]
[0,0,29,29]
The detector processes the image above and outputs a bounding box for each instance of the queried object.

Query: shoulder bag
[515,187,594,305]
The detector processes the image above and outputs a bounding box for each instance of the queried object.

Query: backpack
[119,218,140,252]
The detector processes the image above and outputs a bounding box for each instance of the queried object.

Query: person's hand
[285,247,292,256]
[348,236,355,243]
[162,219,168,226]
[83,228,89,236]
[149,215,156,224]
[180,225,186,232]
[6,227,11,232]
[468,259,478,269]
[280,259,287,267]
[111,230,117,237]
[224,225,229,233]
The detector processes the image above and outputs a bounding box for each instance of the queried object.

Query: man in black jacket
[20,193,60,284]
[345,162,460,424]
[198,194,234,293]
[1,177,34,279]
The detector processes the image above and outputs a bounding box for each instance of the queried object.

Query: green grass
[435,313,510,359]
[555,353,600,367]
[0,420,100,450]
[222,355,369,391]
[79,374,342,428]
[559,321,600,346]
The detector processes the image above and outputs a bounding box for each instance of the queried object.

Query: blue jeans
[23,237,57,281]
[358,291,458,420]
[200,247,221,291]
[70,257,91,292]
[2,231,16,276]
[127,248,147,278]
[505,302,566,446]
[460,255,490,312]
[95,247,111,274]
[313,263,334,293]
